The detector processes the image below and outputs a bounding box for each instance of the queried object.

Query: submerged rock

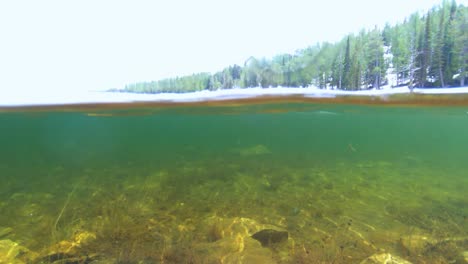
[457,251,468,264]
[237,145,271,156]
[195,216,290,263]
[41,231,97,262]
[398,234,434,254]
[0,239,22,263]
[195,235,275,263]
[251,229,289,247]
[50,231,96,254]
[399,234,468,260]
[203,216,287,242]
[37,253,99,264]
[360,253,413,264]
[0,239,34,264]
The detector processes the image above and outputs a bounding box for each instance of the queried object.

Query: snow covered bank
[1,86,468,106]
[412,87,468,94]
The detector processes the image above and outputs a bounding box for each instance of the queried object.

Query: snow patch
[1,86,468,106]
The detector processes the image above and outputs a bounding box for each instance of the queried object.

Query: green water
[0,102,467,263]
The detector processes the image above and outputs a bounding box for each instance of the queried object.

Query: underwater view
[0,97,467,264]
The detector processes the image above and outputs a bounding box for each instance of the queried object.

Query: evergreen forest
[123,1,467,93]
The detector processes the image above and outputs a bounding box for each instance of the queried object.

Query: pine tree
[415,21,425,87]
[421,13,432,87]
[452,5,468,86]
[434,2,449,87]
[331,48,344,89]
[366,27,385,89]
[348,34,366,90]
[342,36,351,90]
[391,24,410,86]
[442,0,458,86]
[407,14,421,90]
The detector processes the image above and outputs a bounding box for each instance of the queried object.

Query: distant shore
[111,86,468,100]
[1,86,468,107]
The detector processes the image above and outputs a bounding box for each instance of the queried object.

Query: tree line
[123,0,467,93]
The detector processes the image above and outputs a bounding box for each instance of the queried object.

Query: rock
[44,231,96,257]
[195,216,290,263]
[399,234,468,261]
[203,216,287,242]
[0,239,32,264]
[73,231,96,246]
[38,254,99,264]
[0,239,21,263]
[39,231,98,264]
[237,145,271,156]
[360,253,413,264]
[398,234,434,254]
[457,251,468,264]
[251,229,289,247]
[195,236,275,264]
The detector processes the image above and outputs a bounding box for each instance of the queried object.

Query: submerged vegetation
[122,1,467,94]
[1,152,467,263]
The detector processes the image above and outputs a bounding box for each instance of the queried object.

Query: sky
[0,0,463,94]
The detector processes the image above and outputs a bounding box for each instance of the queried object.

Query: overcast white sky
[0,0,463,93]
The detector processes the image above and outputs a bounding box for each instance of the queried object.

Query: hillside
[122,1,467,93]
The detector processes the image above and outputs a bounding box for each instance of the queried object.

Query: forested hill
[122,1,467,93]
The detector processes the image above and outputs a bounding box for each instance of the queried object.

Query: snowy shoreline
[1,86,468,106]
